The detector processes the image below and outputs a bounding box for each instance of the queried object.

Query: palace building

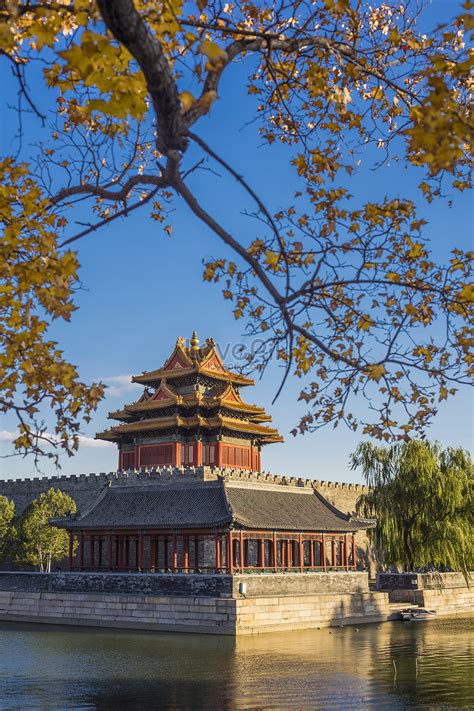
[54,333,371,576]
[96,332,282,472]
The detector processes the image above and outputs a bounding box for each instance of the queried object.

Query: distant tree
[17,488,77,572]
[352,440,473,580]
[0,1,472,463]
[0,496,16,563]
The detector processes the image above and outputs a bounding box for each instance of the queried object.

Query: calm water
[0,617,472,710]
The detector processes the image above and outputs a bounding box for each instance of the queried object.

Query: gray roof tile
[54,480,368,532]
[57,483,230,530]
[225,485,365,532]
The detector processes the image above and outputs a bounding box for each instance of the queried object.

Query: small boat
[399,607,437,621]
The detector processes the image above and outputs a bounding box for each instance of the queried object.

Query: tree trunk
[402,523,413,572]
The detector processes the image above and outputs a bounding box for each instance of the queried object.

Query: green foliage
[0,495,16,562]
[353,441,473,581]
[17,488,77,573]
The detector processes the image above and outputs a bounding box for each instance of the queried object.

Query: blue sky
[0,0,472,482]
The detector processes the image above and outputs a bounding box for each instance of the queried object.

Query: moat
[0,617,472,710]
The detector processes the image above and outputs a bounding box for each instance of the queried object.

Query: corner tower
[96,333,283,471]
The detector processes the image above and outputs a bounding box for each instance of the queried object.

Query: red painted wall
[119,441,261,471]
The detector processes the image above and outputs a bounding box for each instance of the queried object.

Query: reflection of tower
[96,332,283,471]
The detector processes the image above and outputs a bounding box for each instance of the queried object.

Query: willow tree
[352,440,473,578]
[0,1,472,464]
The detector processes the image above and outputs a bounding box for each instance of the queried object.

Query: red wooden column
[89,535,94,570]
[352,533,357,570]
[215,533,222,572]
[138,533,144,570]
[79,533,84,571]
[68,533,74,570]
[240,530,245,571]
[331,538,336,569]
[227,531,233,574]
[173,442,181,466]
[321,534,326,572]
[172,533,178,572]
[108,533,112,570]
[150,538,156,572]
[120,536,124,569]
[183,535,189,572]
[215,442,222,467]
[164,536,169,569]
[309,538,315,569]
[286,540,292,569]
[195,441,203,466]
[344,534,349,571]
[272,532,277,572]
[155,537,160,569]
[125,537,130,569]
[194,536,199,571]
[257,539,265,569]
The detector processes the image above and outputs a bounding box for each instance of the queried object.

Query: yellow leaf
[199,40,228,69]
[357,316,375,332]
[458,284,474,302]
[365,364,386,382]
[180,91,195,111]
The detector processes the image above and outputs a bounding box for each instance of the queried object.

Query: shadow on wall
[357,541,376,579]
[328,587,388,627]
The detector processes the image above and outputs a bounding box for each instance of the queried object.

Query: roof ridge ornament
[190,330,200,351]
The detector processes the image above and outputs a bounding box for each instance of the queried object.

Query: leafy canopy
[17,487,77,572]
[0,495,16,562]
[353,440,473,579]
[1,160,104,466]
[0,0,472,460]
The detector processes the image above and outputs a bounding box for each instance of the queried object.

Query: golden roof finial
[190,330,200,351]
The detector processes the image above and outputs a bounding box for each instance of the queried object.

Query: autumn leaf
[365,364,387,382]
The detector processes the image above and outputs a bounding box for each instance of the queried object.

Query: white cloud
[101,374,141,397]
[0,430,113,449]
[78,435,113,448]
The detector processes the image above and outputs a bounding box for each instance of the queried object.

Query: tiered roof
[132,334,254,387]
[96,333,282,445]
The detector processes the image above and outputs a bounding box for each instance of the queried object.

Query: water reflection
[0,617,472,710]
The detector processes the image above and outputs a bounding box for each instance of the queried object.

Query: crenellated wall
[0,467,375,574]
[0,466,370,514]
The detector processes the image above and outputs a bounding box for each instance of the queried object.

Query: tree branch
[51,173,167,206]
[171,164,362,371]
[96,0,187,152]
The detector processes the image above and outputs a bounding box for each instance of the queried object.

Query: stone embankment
[1,571,470,634]
[378,572,474,617]
[0,571,389,635]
